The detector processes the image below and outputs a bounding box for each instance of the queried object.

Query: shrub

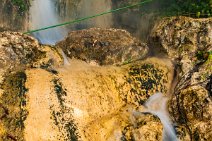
[176,0,212,18]
[140,0,212,18]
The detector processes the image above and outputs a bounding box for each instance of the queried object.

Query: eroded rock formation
[0,16,211,141]
[0,29,174,141]
[150,16,212,140]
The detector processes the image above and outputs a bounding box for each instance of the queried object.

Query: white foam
[30,0,67,45]
[132,93,178,141]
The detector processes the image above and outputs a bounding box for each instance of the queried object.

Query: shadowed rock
[56,28,148,65]
[150,16,212,140]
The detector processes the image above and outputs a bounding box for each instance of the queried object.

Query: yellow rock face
[0,31,175,141]
[23,58,173,141]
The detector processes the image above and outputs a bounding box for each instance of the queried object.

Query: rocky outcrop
[0,0,30,31]
[149,16,212,62]
[0,31,63,71]
[57,28,148,65]
[150,16,212,140]
[1,15,211,140]
[0,30,174,141]
[0,31,63,140]
[24,57,173,141]
[0,32,43,71]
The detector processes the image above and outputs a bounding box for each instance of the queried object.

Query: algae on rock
[0,72,28,141]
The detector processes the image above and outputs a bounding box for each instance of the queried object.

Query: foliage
[11,0,29,12]
[175,0,212,18]
[140,0,212,18]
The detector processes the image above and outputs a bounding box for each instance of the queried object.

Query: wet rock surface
[24,58,172,141]
[0,31,63,140]
[0,30,172,141]
[150,16,212,140]
[57,28,148,65]
[0,15,211,140]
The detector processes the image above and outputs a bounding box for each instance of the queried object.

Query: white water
[59,48,70,66]
[132,93,178,141]
[144,93,178,141]
[30,0,67,45]
[30,0,70,65]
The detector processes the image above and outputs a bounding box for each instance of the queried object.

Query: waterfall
[29,0,67,45]
[144,93,178,141]
[55,0,112,30]
[132,93,178,141]
[78,0,112,28]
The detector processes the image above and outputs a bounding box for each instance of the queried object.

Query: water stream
[30,0,67,45]
[30,0,70,65]
[144,93,177,141]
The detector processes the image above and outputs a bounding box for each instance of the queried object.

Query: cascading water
[30,0,70,65]
[29,0,67,45]
[143,93,178,141]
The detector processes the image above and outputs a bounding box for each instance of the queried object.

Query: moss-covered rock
[115,58,173,106]
[0,71,27,141]
[24,57,173,141]
[0,32,64,140]
[56,28,148,65]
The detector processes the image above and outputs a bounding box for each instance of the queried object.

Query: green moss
[11,0,29,12]
[109,62,168,106]
[193,129,200,141]
[196,51,209,63]
[0,71,28,141]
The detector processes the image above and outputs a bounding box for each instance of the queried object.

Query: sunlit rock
[24,58,173,141]
[0,29,175,140]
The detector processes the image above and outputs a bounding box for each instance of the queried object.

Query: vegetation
[140,0,212,18]
[173,0,212,18]
[11,0,29,12]
[8,0,212,18]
